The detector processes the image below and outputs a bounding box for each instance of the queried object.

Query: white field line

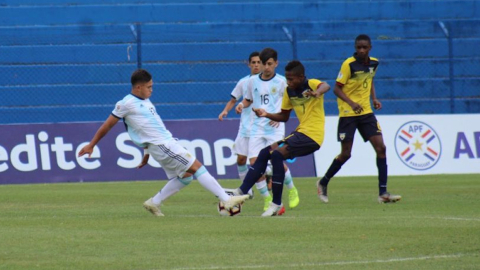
[165,253,470,270]
[5,214,480,222]
[172,214,480,222]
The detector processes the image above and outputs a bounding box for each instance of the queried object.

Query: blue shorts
[278,131,320,159]
[337,113,382,142]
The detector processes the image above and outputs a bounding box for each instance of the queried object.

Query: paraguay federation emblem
[394,121,442,171]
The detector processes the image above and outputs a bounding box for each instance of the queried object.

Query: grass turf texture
[0,175,479,270]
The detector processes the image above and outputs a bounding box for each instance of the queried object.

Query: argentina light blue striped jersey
[231,74,255,138]
[243,73,286,137]
[112,94,173,147]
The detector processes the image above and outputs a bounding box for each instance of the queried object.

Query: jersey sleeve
[230,79,244,100]
[307,79,322,93]
[112,99,130,118]
[243,77,254,101]
[336,60,351,85]
[281,88,292,110]
[279,80,287,98]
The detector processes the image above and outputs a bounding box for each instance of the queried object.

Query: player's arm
[235,98,253,114]
[316,82,330,96]
[219,97,237,120]
[304,82,331,98]
[137,147,150,169]
[78,114,119,158]
[371,80,382,110]
[334,83,363,114]
[253,108,291,122]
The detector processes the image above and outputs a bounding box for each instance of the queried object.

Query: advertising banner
[0,119,315,184]
[1,114,478,184]
[314,114,480,176]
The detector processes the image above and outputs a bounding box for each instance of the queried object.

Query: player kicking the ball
[78,69,249,216]
[235,48,301,211]
[232,60,330,216]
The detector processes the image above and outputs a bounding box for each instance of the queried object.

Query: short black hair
[355,34,371,45]
[259,48,278,64]
[248,51,260,63]
[131,69,152,86]
[285,60,305,76]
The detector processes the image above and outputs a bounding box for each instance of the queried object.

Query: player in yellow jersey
[231,60,330,216]
[317,34,401,204]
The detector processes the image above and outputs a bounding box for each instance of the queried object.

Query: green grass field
[1,174,479,270]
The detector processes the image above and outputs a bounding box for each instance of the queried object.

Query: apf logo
[394,121,442,170]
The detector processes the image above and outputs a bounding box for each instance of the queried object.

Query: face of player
[248,56,262,75]
[285,71,305,90]
[261,58,278,79]
[355,40,371,61]
[133,80,153,99]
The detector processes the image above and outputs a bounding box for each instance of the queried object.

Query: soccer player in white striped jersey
[218,51,261,185]
[78,69,249,216]
[235,48,300,211]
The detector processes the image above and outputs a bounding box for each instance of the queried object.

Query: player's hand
[235,103,244,114]
[218,110,228,121]
[350,102,364,114]
[137,154,150,169]
[373,99,382,110]
[303,89,322,98]
[269,120,280,128]
[252,107,267,117]
[78,144,94,158]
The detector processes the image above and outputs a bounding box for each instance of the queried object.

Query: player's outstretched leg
[318,157,347,203]
[144,176,193,216]
[239,147,272,194]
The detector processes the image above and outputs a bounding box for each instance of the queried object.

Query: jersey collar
[259,73,277,82]
[353,52,370,65]
[130,93,145,100]
[288,78,309,93]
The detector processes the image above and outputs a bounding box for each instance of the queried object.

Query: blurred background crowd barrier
[1,0,479,124]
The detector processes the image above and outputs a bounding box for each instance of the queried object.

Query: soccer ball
[217,201,242,216]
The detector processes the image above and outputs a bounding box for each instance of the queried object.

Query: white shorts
[232,134,249,157]
[248,134,284,159]
[147,140,195,180]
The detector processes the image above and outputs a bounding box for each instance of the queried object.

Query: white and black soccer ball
[217,201,242,216]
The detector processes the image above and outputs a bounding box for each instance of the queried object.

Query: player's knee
[258,146,271,159]
[237,155,247,165]
[338,152,351,161]
[178,175,193,186]
[375,144,386,156]
[271,150,284,163]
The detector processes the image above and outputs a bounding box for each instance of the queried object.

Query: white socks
[152,175,192,205]
[194,166,230,202]
[237,164,248,181]
[255,179,270,198]
[284,169,294,189]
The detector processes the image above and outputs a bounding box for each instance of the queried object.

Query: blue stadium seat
[0,1,479,123]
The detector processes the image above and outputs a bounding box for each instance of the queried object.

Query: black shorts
[278,131,320,159]
[337,113,382,142]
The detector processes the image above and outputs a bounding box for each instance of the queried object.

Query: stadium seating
[0,1,479,124]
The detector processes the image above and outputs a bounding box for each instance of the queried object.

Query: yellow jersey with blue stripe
[281,79,325,146]
[336,55,379,117]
